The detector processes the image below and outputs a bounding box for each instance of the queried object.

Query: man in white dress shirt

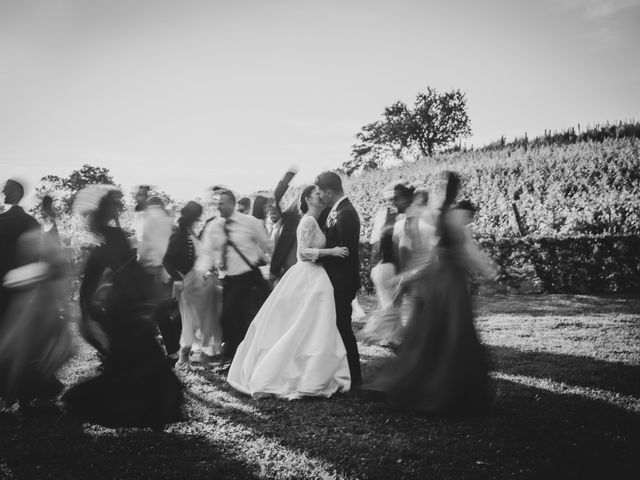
[196,189,271,365]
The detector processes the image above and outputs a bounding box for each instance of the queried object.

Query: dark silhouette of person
[268,168,300,283]
[0,179,40,325]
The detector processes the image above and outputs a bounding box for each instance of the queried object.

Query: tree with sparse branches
[33,164,117,214]
[342,87,471,175]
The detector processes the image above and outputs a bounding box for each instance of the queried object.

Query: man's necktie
[221,218,232,271]
[273,221,282,246]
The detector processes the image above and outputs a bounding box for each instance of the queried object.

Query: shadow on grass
[489,345,640,396]
[0,409,260,480]
[186,356,639,479]
[476,293,640,317]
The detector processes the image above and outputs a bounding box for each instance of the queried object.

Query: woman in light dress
[228,185,351,399]
[360,227,402,347]
[163,201,222,365]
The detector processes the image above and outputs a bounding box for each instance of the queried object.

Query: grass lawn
[1,294,639,479]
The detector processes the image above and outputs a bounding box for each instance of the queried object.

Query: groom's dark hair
[315,171,343,194]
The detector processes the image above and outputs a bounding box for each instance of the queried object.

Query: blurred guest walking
[0,179,40,329]
[236,197,251,215]
[63,185,182,429]
[137,196,180,363]
[251,195,269,233]
[363,172,497,414]
[390,182,415,272]
[368,183,397,265]
[0,228,72,411]
[40,194,60,244]
[163,201,222,366]
[360,227,402,348]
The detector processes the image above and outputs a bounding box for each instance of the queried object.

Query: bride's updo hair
[299,185,317,214]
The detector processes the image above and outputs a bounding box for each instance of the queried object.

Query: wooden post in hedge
[512,202,527,236]
[511,193,551,291]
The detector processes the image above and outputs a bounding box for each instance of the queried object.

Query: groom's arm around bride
[315,171,362,387]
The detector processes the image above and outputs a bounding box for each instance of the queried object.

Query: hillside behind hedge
[345,137,640,240]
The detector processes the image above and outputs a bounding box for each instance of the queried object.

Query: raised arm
[273,167,298,215]
[463,230,498,280]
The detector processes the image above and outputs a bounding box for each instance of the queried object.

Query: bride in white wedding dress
[227,185,351,399]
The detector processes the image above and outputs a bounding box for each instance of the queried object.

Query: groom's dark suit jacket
[319,198,361,296]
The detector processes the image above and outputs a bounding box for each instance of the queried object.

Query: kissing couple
[227,170,362,399]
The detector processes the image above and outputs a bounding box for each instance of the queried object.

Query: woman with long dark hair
[63,185,183,429]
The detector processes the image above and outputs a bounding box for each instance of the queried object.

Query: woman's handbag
[89,255,136,317]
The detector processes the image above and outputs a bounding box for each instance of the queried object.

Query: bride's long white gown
[227,215,351,399]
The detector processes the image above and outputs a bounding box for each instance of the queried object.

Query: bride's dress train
[227,215,350,399]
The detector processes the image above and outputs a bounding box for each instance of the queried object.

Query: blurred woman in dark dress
[363,172,497,414]
[62,185,183,429]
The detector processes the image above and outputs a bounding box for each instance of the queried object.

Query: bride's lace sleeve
[297,216,320,262]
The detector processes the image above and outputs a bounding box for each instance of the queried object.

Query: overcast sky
[1,0,639,202]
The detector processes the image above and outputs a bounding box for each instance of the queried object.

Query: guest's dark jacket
[0,205,40,278]
[319,198,361,296]
[269,173,300,278]
[163,228,196,281]
[0,205,40,316]
[79,225,151,335]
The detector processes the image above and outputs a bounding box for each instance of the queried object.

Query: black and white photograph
[1,0,639,478]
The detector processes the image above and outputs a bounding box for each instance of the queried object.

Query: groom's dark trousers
[334,288,362,387]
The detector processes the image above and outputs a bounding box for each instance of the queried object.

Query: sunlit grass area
[1,294,638,479]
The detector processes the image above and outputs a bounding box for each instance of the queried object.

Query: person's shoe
[208,353,226,364]
[167,355,179,369]
[178,347,191,362]
[213,359,232,375]
[175,347,191,369]
[191,351,213,364]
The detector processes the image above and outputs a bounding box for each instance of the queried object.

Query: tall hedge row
[359,235,640,295]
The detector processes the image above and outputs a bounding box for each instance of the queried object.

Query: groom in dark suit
[315,171,362,387]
